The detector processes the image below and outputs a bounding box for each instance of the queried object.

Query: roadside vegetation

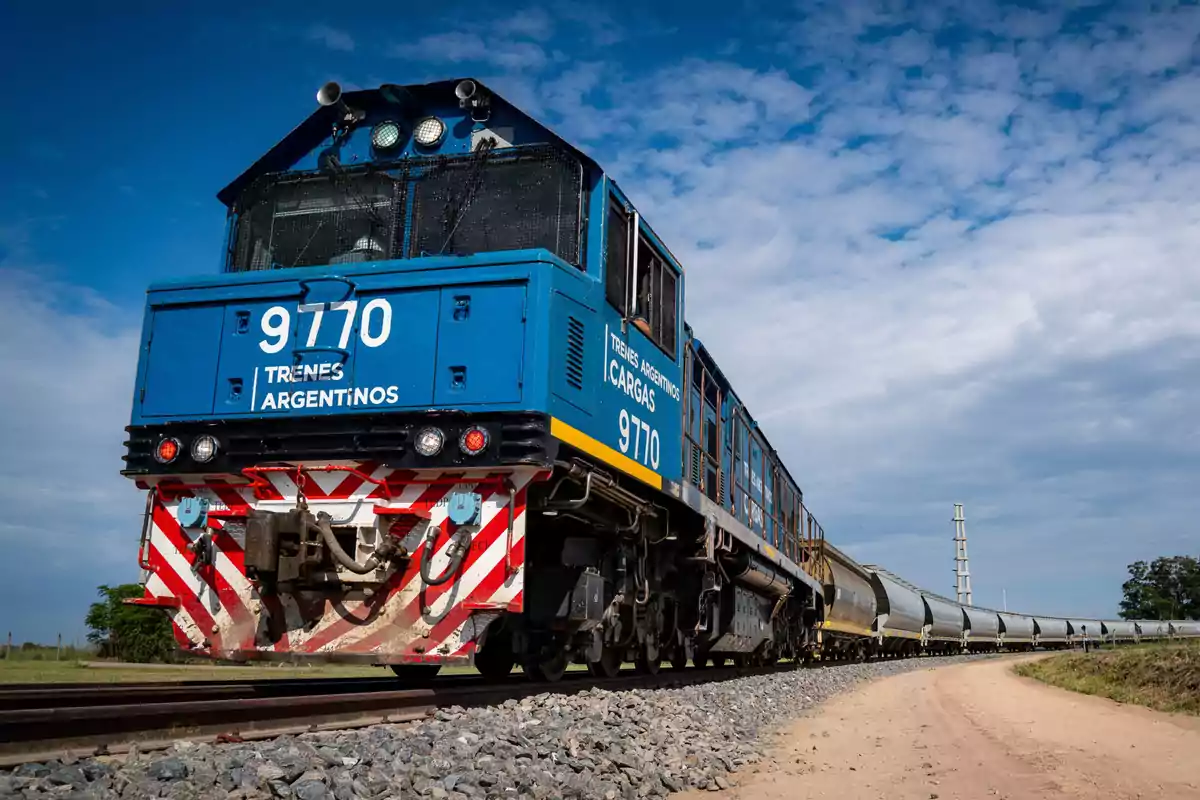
[1015,639,1200,715]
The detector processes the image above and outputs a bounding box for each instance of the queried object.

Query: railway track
[0,664,779,768]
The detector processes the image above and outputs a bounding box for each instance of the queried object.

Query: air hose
[419,525,468,586]
[311,511,465,584]
[310,512,393,575]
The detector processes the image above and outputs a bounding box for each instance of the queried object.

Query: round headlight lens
[414,427,445,457]
[459,427,489,456]
[371,120,402,150]
[412,116,445,147]
[154,437,181,464]
[191,434,219,463]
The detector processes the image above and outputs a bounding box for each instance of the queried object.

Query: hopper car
[121,76,1196,679]
[1105,620,1138,644]
[1034,617,1071,649]
[997,612,1036,652]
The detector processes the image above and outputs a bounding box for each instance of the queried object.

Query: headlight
[154,437,181,464]
[371,120,402,150]
[412,116,445,147]
[191,435,219,463]
[414,427,445,457]
[459,427,489,456]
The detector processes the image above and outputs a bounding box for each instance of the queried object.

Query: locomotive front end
[120,78,584,677]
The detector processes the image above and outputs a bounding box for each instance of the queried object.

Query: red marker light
[459,427,488,455]
[155,437,181,464]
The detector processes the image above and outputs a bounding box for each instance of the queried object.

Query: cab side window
[604,196,679,359]
[605,201,629,317]
[632,234,677,356]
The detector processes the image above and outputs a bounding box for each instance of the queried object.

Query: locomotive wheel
[669,649,689,670]
[389,664,441,684]
[587,646,622,679]
[474,641,516,679]
[636,648,661,675]
[525,650,569,683]
[693,654,710,669]
[710,655,729,668]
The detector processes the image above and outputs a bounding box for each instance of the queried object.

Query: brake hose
[420,526,468,586]
[310,513,392,575]
[313,511,465,584]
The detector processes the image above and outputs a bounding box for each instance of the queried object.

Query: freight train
[121,77,1198,681]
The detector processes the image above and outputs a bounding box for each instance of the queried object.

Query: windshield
[228,145,584,272]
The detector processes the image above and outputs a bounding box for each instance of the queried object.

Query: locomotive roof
[217,77,601,207]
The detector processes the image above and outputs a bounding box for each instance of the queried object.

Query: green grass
[2,643,94,662]
[1015,639,1200,715]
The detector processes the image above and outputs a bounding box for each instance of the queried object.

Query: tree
[1118,556,1200,620]
[85,584,178,663]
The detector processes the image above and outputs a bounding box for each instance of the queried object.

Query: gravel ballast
[1,654,992,799]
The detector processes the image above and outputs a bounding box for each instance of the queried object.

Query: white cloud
[555,4,625,47]
[882,30,934,68]
[0,266,142,568]
[388,31,487,63]
[487,41,547,71]
[496,8,555,41]
[493,1,1200,616]
[0,255,145,643]
[307,23,356,53]
[388,31,546,71]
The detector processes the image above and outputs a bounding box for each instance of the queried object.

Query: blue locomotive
[120,76,834,680]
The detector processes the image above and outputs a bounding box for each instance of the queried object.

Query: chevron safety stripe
[137,463,545,664]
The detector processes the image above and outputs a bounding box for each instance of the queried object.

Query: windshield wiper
[437,136,497,255]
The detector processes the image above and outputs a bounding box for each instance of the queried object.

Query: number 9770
[618,408,660,470]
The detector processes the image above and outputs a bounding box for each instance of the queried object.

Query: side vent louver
[690,443,703,485]
[566,317,585,390]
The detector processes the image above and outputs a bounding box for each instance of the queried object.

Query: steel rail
[0,674,496,711]
[0,664,781,768]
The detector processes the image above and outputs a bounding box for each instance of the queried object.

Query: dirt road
[684,655,1200,800]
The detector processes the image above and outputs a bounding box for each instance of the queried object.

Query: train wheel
[474,641,515,679]
[710,655,729,668]
[389,664,441,684]
[587,647,622,679]
[636,643,661,675]
[669,649,689,670]
[525,650,569,683]
[693,653,711,669]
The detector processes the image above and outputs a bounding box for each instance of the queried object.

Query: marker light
[371,120,402,150]
[414,427,445,457]
[191,434,219,463]
[154,437,181,464]
[412,116,445,147]
[459,427,489,456]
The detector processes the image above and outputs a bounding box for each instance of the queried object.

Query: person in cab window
[632,266,653,339]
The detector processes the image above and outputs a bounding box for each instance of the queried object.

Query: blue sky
[3,0,1199,644]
